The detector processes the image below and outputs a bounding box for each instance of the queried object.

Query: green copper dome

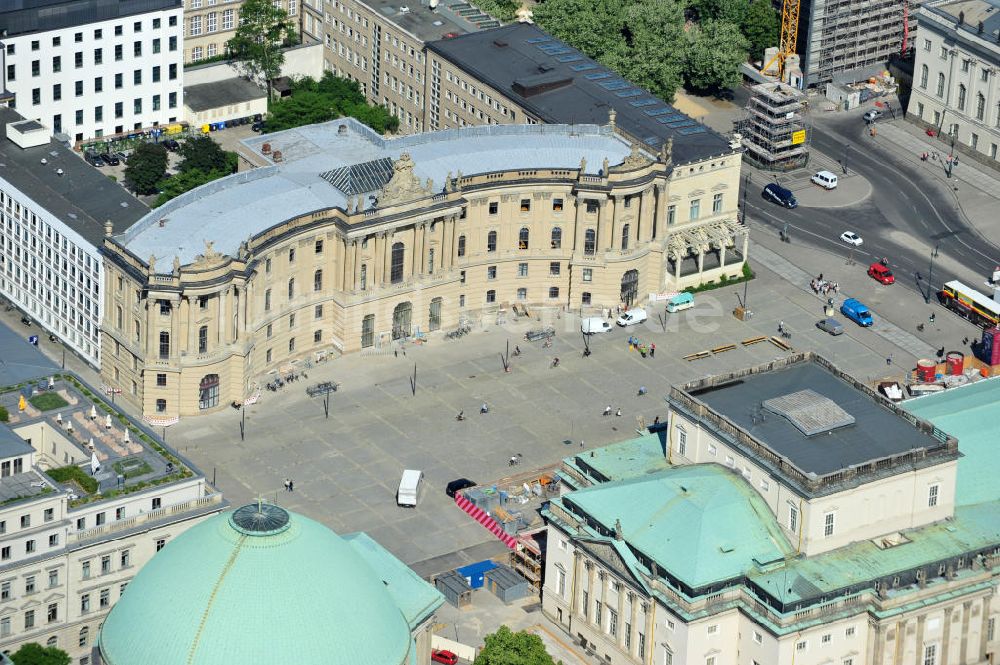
[99,503,413,665]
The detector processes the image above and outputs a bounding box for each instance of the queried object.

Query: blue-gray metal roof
[0,0,180,38]
[120,119,635,265]
[426,23,733,165]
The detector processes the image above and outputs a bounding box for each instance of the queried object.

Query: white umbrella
[89,405,97,420]
[48,376,55,389]
[105,414,112,430]
[56,412,63,423]
[123,429,130,444]
[88,437,94,449]
[66,421,73,432]
[90,451,101,475]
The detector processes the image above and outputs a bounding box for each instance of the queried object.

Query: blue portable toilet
[456,560,498,589]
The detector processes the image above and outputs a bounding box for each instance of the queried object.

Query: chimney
[104,220,113,236]
[261,142,272,155]
[272,150,283,162]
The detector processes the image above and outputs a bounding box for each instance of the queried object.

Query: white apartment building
[543,353,1000,665]
[0,0,185,143]
[0,376,225,664]
[907,0,1000,168]
[0,109,147,368]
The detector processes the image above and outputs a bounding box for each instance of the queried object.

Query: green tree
[686,0,747,23]
[473,625,558,665]
[264,73,399,134]
[178,135,234,174]
[10,643,71,665]
[684,20,750,92]
[740,0,780,61]
[123,142,168,195]
[225,0,298,99]
[532,0,629,65]
[613,0,687,102]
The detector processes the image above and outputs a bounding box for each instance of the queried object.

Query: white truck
[397,469,424,507]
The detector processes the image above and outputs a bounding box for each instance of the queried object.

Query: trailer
[938,281,1000,328]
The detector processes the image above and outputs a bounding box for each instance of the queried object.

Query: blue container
[456,560,498,589]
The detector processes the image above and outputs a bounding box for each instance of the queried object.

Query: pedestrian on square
[650,343,655,358]
[615,407,623,417]
[886,355,892,366]
[283,478,290,492]
[289,479,294,492]
[603,405,612,416]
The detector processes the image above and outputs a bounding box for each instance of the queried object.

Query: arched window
[158,331,170,359]
[976,93,986,121]
[198,325,208,353]
[518,227,529,250]
[936,72,946,97]
[287,278,295,299]
[390,242,405,283]
[550,227,562,249]
[958,84,967,110]
[457,235,466,257]
[46,637,57,647]
[359,264,368,290]
[584,229,596,255]
[428,297,442,331]
[198,374,220,410]
[487,231,497,252]
[79,627,89,648]
[621,223,630,250]
[313,269,323,291]
[920,64,928,88]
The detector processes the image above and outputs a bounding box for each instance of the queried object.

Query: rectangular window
[518,263,528,277]
[608,608,618,636]
[82,561,91,578]
[549,262,560,276]
[667,205,676,225]
[81,594,91,613]
[924,644,937,665]
[788,505,798,532]
[582,268,592,282]
[25,610,35,629]
[99,588,110,608]
[134,69,142,85]
[121,550,130,567]
[47,603,57,622]
[115,44,123,61]
[552,198,563,211]
[52,56,61,72]
[520,198,531,212]
[75,80,83,96]
[75,51,83,68]
[48,533,58,547]
[25,576,35,593]
[928,484,939,507]
[712,193,723,214]
[95,77,103,92]
[594,600,602,626]
[156,538,166,551]
[48,570,58,588]
[488,202,498,215]
[152,66,160,82]
[824,511,835,537]
[689,199,701,220]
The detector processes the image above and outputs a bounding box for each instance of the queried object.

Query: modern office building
[0,108,148,369]
[95,501,444,665]
[183,0,299,64]
[543,353,1000,665]
[100,116,741,417]
[797,0,917,88]
[0,0,185,143]
[0,375,225,664]
[906,0,1000,168]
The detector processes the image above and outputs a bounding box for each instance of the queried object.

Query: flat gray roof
[0,108,148,245]
[120,119,633,265]
[363,0,492,43]
[0,0,180,38]
[427,23,733,165]
[0,423,34,459]
[688,361,946,476]
[184,78,266,112]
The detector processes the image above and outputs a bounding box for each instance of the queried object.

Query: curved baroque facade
[101,119,745,417]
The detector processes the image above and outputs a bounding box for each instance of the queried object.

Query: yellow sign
[791,130,807,145]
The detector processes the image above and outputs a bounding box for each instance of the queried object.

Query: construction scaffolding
[737,82,810,171]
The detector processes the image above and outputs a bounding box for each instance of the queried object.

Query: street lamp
[842,143,851,175]
[925,243,940,303]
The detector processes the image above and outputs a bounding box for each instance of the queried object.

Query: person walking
[615,407,622,417]
[603,405,612,417]
[886,355,892,366]
[650,343,655,358]
[283,478,290,492]
[288,479,294,492]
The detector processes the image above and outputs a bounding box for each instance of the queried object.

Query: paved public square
[165,237,980,575]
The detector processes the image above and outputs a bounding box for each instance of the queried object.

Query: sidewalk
[873,119,1000,240]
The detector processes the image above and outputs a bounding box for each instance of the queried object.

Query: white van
[581,317,612,334]
[397,469,423,507]
[810,170,838,189]
[616,308,648,327]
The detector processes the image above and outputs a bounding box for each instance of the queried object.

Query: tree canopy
[123,142,168,195]
[533,0,762,97]
[153,136,238,207]
[10,643,71,665]
[473,626,559,665]
[265,73,399,134]
[226,0,298,96]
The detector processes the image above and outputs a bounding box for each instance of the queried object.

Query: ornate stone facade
[100,122,744,418]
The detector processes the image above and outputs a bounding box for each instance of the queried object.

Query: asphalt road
[743,113,1000,299]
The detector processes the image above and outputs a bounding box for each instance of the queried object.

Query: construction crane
[761,0,801,82]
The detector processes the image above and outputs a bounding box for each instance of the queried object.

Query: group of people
[810,277,840,296]
[627,336,656,359]
[603,405,623,417]
[282,478,295,492]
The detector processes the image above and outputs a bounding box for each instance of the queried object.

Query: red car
[868,262,895,284]
[431,650,458,665]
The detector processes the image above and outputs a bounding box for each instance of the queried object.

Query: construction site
[736,82,811,171]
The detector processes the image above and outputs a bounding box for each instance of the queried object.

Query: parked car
[816,318,845,335]
[839,231,863,246]
[841,298,874,327]
[115,151,129,163]
[163,138,181,151]
[84,152,105,167]
[100,152,120,165]
[810,170,838,189]
[251,121,265,132]
[867,262,895,284]
[665,292,695,313]
[762,183,798,209]
[431,650,459,665]
[863,108,883,122]
[616,308,648,327]
[581,317,612,334]
[445,478,476,498]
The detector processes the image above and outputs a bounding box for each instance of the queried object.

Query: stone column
[697,248,705,280]
[411,224,422,277]
[638,188,653,242]
[958,601,971,665]
[719,240,727,270]
[742,229,749,265]
[587,563,596,624]
[171,296,182,360]
[978,596,991,663]
[616,588,626,649]
[382,232,392,286]
[145,293,157,358]
[334,237,345,291]
[653,184,666,240]
[915,615,926,665]
[628,594,639,657]
[574,195,587,252]
[603,197,616,251]
[941,606,953,665]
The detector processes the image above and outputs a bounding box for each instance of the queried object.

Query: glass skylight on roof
[570,63,598,72]
[584,72,611,80]
[557,54,583,63]
[677,126,708,135]
[645,107,672,116]
[630,99,658,107]
[526,37,551,44]
[599,80,631,91]
[615,89,643,98]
